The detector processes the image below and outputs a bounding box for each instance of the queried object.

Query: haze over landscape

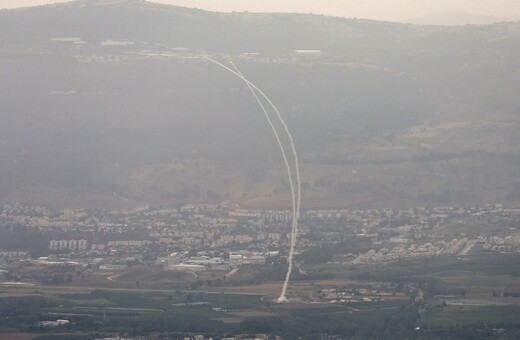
[2,0,520,24]
[0,1,520,339]
[1,0,520,210]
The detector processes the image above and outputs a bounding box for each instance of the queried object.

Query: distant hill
[1,0,520,209]
[406,12,520,26]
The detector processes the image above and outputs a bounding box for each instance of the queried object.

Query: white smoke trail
[228,61,296,234]
[231,65,301,303]
[204,57,301,302]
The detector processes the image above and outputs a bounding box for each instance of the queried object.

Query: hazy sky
[1,0,519,22]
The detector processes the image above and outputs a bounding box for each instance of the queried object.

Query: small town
[1,202,519,286]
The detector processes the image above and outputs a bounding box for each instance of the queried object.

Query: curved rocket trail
[205,57,301,302]
[228,61,297,235]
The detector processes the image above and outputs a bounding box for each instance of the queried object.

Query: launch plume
[204,57,301,302]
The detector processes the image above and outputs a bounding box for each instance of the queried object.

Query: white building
[39,319,70,327]
[49,240,59,250]
[78,239,88,250]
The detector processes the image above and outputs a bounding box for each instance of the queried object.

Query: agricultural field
[0,284,413,339]
[2,252,520,338]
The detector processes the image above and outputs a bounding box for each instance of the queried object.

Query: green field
[2,252,520,338]
[0,285,416,338]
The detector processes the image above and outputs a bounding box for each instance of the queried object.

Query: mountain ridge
[406,11,520,26]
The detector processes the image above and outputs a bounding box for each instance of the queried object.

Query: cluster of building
[483,235,520,252]
[316,282,406,304]
[0,202,519,277]
[157,249,277,272]
[49,239,88,251]
[0,251,28,259]
[230,209,292,222]
[318,288,379,304]
[353,238,478,264]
